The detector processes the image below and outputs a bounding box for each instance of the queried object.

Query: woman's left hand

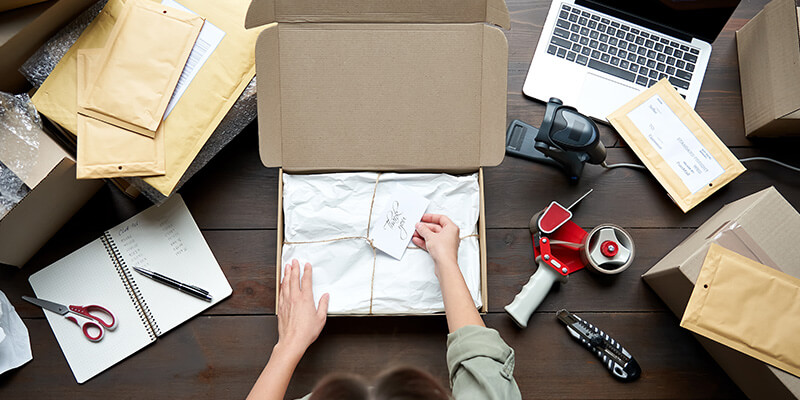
[276,259,330,356]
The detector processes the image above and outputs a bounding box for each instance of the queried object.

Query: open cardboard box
[642,187,800,399]
[0,0,96,94]
[0,133,102,268]
[0,0,103,267]
[737,0,800,138]
[244,0,511,315]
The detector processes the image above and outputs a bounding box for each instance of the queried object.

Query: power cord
[601,157,800,173]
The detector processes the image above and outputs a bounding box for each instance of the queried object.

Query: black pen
[133,267,212,302]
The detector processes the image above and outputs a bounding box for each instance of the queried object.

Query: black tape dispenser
[506,98,606,181]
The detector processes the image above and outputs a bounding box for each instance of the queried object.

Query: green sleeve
[446,325,522,400]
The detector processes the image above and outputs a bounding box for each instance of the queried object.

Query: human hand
[276,259,329,357]
[412,214,460,272]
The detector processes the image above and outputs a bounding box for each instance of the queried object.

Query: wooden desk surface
[1,0,797,398]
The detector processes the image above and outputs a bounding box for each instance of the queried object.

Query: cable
[738,157,800,173]
[600,161,647,170]
[601,157,800,174]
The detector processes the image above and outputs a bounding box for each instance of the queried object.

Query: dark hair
[309,367,450,400]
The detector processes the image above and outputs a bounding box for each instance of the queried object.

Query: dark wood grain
[0,314,744,399]
[0,0,790,398]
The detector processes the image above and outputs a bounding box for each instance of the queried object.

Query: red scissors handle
[65,304,117,342]
[69,305,117,330]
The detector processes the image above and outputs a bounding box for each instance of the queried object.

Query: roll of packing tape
[581,224,635,275]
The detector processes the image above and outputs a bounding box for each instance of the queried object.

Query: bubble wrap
[125,76,258,204]
[19,0,108,88]
[0,92,42,219]
[19,0,258,204]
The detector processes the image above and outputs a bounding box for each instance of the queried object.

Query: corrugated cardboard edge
[607,79,745,213]
[0,158,103,267]
[255,24,281,168]
[275,169,489,316]
[480,24,508,167]
[245,0,510,29]
[736,0,800,138]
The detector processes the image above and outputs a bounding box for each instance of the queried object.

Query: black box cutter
[557,309,641,382]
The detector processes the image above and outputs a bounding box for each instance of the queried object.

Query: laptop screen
[577,0,740,43]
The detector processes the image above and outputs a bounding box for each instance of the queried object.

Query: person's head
[308,367,450,400]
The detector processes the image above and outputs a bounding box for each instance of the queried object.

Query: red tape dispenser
[505,190,635,328]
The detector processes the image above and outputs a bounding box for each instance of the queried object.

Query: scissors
[22,296,117,342]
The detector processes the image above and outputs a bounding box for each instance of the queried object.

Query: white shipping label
[161,0,226,118]
[627,94,724,194]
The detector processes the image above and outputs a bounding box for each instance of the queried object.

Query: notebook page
[110,194,231,335]
[28,239,155,384]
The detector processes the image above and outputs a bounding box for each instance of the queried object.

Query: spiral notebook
[28,194,231,383]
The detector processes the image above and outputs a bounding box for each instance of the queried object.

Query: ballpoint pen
[133,267,212,302]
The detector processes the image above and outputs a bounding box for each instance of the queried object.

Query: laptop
[522,0,740,121]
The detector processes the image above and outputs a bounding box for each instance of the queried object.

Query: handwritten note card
[371,189,430,259]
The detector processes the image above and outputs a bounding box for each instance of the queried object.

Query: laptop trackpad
[577,73,641,120]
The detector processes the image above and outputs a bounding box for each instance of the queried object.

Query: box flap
[736,0,800,135]
[0,0,95,93]
[246,0,510,29]
[255,23,508,171]
[0,158,102,267]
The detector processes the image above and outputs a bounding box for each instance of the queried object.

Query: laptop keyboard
[548,3,699,91]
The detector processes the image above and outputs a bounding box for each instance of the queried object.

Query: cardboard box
[0,0,102,267]
[0,0,95,93]
[244,0,510,315]
[643,187,800,399]
[737,0,800,138]
[0,133,102,268]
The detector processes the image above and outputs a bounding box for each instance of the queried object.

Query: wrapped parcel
[281,172,482,314]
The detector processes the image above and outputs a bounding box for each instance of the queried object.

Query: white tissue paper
[0,290,33,374]
[281,172,482,314]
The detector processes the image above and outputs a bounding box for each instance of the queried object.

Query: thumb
[415,222,434,239]
[317,293,330,318]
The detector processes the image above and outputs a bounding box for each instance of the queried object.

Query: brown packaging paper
[76,49,165,178]
[681,243,800,377]
[607,79,745,213]
[77,0,203,138]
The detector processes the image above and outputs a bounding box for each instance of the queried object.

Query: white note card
[371,189,430,260]
[627,94,725,194]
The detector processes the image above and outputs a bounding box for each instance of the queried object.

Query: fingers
[420,213,443,225]
[415,222,434,239]
[411,236,427,250]
[281,263,291,300]
[317,293,330,320]
[301,262,313,294]
[290,259,301,295]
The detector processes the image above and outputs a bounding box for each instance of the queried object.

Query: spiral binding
[101,232,161,339]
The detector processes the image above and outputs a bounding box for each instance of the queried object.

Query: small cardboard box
[0,0,103,267]
[643,187,800,399]
[736,0,800,138]
[0,135,102,268]
[244,0,511,315]
[0,0,96,94]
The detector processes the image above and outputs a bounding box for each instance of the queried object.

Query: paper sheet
[160,0,225,119]
[0,290,33,375]
[627,94,724,194]
[281,172,482,314]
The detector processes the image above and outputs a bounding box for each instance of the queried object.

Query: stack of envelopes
[75,0,202,179]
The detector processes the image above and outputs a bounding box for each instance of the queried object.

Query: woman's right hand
[412,214,460,273]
